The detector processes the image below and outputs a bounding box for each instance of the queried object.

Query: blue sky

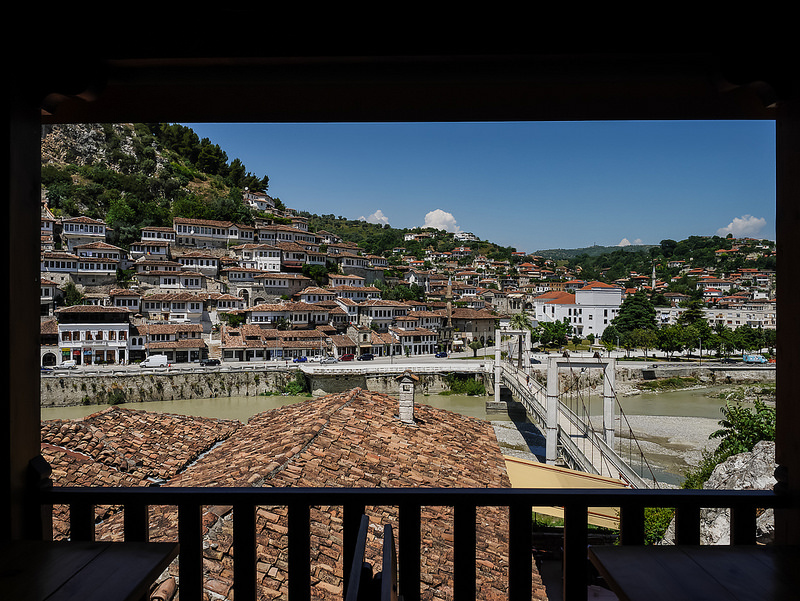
[181,121,776,253]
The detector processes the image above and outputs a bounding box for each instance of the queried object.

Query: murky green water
[41,393,516,423]
[40,394,310,423]
[40,386,744,423]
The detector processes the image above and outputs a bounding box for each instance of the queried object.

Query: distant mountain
[535,244,658,260]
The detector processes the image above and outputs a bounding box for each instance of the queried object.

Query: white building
[55,305,132,366]
[173,217,255,248]
[230,244,282,272]
[243,189,275,212]
[61,216,108,252]
[532,281,623,339]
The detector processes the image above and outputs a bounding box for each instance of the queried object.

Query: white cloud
[423,209,461,233]
[618,238,643,247]
[716,215,767,238]
[359,210,390,225]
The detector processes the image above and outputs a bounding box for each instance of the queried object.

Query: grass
[637,376,700,392]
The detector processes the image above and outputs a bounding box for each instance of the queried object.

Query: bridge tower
[545,355,616,468]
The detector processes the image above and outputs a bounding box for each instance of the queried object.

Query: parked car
[357,353,374,361]
[435,351,448,358]
[140,355,169,368]
[200,358,220,366]
[40,366,53,373]
[293,356,308,363]
[339,354,355,361]
[60,360,77,369]
[319,356,338,364]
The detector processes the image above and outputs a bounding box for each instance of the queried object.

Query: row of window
[63,223,105,234]
[61,330,128,342]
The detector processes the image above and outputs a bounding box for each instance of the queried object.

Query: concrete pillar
[494,348,501,404]
[603,359,616,449]
[546,357,559,465]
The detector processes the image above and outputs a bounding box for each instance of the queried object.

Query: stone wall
[42,369,494,407]
[40,370,292,407]
[41,364,769,408]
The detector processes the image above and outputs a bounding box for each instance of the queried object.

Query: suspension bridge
[495,351,659,489]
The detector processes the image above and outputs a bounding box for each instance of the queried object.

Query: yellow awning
[503,455,628,529]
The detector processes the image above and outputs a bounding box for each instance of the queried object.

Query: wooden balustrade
[43,487,787,601]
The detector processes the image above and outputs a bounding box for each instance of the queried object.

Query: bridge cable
[594,355,661,488]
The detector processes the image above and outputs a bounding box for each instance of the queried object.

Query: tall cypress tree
[611,290,657,335]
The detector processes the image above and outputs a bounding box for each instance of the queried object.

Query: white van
[140,355,169,368]
[60,360,77,369]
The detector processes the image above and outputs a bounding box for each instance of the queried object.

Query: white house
[243,189,275,212]
[139,292,206,324]
[140,226,176,244]
[129,240,171,261]
[173,217,255,248]
[174,251,220,277]
[230,243,282,272]
[244,301,330,329]
[61,216,108,252]
[55,305,132,366]
[256,223,317,245]
[329,274,365,288]
[109,288,143,315]
[40,278,59,317]
[532,281,623,339]
[41,251,79,285]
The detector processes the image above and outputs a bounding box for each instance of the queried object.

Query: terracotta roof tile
[43,390,546,600]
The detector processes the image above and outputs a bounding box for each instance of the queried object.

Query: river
[41,387,747,487]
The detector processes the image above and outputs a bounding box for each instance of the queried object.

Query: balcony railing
[41,486,786,601]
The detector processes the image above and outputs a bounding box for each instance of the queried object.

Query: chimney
[395,370,419,424]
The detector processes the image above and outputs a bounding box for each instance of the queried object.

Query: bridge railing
[41,486,788,601]
[498,359,656,488]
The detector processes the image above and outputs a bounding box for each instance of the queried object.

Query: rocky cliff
[662,440,776,545]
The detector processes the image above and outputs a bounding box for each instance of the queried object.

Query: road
[42,346,772,377]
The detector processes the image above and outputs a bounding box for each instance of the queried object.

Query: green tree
[539,319,572,349]
[712,399,776,458]
[734,324,765,353]
[611,290,657,335]
[62,282,84,306]
[469,340,483,357]
[676,299,706,328]
[683,399,776,489]
[629,328,658,359]
[657,324,690,359]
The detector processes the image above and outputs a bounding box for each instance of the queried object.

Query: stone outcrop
[662,440,776,545]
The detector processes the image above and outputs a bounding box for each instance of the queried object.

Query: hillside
[535,244,657,260]
[40,123,270,249]
[39,123,775,285]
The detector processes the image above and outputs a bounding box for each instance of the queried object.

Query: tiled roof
[42,390,546,600]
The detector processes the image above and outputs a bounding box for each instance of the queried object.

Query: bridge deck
[499,361,651,488]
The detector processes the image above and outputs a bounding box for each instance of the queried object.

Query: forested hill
[535,245,657,260]
[38,123,520,261]
[40,123,271,249]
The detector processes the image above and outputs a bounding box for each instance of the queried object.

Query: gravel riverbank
[491,404,725,487]
[617,414,721,485]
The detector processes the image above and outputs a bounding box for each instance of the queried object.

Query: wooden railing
[41,486,788,601]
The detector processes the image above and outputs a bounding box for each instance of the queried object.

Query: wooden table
[588,545,799,601]
[0,540,179,601]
